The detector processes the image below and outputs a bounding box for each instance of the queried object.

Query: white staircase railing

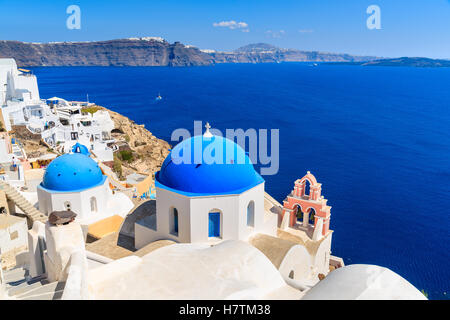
[0,180,47,224]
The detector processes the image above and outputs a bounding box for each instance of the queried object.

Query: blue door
[209,212,220,237]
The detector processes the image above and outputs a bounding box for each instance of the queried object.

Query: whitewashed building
[40,98,115,161]
[0,58,115,162]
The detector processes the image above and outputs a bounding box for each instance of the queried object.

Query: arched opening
[288,270,295,279]
[0,207,6,214]
[169,207,179,236]
[307,208,316,225]
[64,201,72,211]
[247,201,255,227]
[208,210,221,238]
[304,179,311,197]
[294,205,303,222]
[90,197,97,213]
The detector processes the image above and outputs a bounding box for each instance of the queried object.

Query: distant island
[0,38,378,67]
[0,38,447,68]
[326,57,450,68]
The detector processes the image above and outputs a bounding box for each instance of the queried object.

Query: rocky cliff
[0,38,214,67]
[105,107,171,177]
[0,39,378,67]
[209,43,378,63]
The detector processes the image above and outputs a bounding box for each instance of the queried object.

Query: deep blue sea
[30,63,450,299]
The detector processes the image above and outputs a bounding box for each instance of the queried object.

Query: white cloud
[265,30,285,38]
[213,20,249,32]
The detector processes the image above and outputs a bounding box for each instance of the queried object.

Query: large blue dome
[156,135,264,195]
[41,153,106,192]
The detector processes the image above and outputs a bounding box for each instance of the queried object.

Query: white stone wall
[277,233,333,284]
[312,232,332,276]
[44,221,86,282]
[237,183,265,240]
[189,193,240,242]
[135,187,191,248]
[278,245,314,283]
[14,75,40,101]
[0,139,12,163]
[37,179,111,221]
[0,215,28,255]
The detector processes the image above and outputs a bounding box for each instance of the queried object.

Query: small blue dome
[156,135,264,195]
[41,153,105,192]
[72,143,90,156]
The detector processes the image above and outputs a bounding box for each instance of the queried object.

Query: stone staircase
[0,180,47,224]
[2,266,64,300]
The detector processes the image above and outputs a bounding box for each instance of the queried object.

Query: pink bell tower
[281,171,332,236]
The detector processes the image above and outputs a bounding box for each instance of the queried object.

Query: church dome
[156,135,264,195]
[41,153,105,192]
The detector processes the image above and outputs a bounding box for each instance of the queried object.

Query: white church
[135,127,277,247]
[36,151,133,226]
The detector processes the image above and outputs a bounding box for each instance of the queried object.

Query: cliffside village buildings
[0,58,426,300]
[0,58,115,163]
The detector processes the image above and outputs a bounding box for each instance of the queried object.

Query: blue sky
[0,0,449,58]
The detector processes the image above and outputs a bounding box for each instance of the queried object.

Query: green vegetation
[113,155,123,179]
[124,134,130,143]
[81,106,101,114]
[118,150,134,163]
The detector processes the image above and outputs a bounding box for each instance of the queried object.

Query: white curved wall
[278,245,314,282]
[301,264,427,300]
[87,240,300,299]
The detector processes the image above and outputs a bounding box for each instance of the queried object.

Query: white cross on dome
[203,122,213,138]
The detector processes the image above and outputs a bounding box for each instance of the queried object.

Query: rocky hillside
[105,107,171,177]
[0,39,378,66]
[10,125,50,159]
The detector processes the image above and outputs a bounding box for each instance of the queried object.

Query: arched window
[304,180,311,197]
[170,207,178,236]
[90,197,97,213]
[247,201,255,227]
